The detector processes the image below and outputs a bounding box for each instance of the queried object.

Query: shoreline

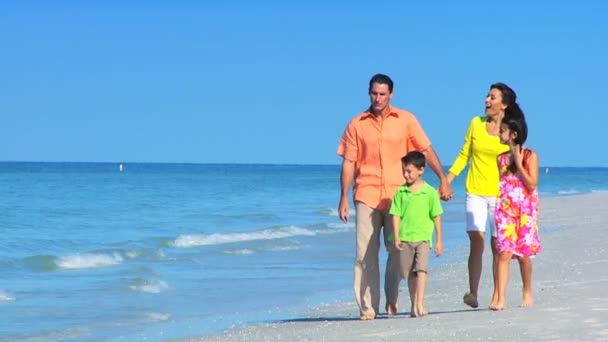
[178,192,608,341]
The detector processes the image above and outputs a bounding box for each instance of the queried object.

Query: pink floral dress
[495,150,542,257]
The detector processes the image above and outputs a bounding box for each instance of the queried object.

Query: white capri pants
[465,193,497,237]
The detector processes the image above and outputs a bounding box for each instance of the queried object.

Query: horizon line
[0,160,604,168]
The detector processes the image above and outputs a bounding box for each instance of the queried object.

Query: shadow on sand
[275,308,483,323]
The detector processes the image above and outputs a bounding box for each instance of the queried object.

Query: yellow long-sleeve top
[448,116,509,196]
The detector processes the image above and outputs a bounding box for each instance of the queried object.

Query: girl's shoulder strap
[522,148,534,171]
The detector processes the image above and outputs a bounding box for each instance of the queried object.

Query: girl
[491,111,541,311]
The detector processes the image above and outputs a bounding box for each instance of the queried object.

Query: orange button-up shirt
[337,106,431,211]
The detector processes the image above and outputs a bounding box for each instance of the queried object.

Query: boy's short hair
[401,151,426,169]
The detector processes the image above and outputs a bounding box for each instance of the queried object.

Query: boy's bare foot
[463,292,479,308]
[520,292,534,307]
[386,304,398,316]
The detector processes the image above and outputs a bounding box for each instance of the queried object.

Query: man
[337,73,452,320]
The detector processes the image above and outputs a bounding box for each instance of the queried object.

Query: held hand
[438,181,453,201]
[338,197,350,223]
[435,242,443,256]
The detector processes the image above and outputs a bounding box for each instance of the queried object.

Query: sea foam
[56,252,124,270]
[173,226,316,248]
[0,289,15,301]
[128,279,169,294]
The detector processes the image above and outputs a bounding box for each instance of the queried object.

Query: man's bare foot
[463,292,479,308]
[360,313,376,320]
[386,304,398,316]
[520,292,533,307]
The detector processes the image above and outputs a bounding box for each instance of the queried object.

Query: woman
[447,83,517,308]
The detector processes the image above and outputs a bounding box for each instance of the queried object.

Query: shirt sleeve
[406,114,431,151]
[430,190,444,218]
[337,119,358,162]
[389,190,402,216]
[448,117,476,176]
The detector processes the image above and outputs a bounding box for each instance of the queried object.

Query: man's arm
[422,146,453,200]
[338,159,355,222]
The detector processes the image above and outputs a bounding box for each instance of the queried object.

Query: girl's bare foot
[520,292,533,307]
[410,305,418,318]
[463,292,479,308]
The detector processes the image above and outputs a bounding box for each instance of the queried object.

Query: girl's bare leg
[518,256,534,307]
[491,251,512,310]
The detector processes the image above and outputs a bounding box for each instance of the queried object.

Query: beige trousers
[354,202,401,317]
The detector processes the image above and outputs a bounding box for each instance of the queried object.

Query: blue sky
[1,1,606,166]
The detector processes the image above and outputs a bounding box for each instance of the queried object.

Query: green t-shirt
[389,181,443,246]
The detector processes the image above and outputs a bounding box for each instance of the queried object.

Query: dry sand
[180,192,608,341]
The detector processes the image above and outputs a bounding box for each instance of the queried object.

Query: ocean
[1,162,607,341]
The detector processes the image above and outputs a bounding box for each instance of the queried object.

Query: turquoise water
[1,163,607,341]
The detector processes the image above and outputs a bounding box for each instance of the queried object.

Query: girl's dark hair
[502,113,528,145]
[492,82,530,172]
[502,113,529,173]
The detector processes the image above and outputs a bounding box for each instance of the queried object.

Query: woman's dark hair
[491,82,525,121]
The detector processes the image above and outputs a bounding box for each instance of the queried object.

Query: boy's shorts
[399,241,430,277]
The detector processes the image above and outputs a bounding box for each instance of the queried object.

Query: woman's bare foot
[489,301,505,311]
[520,292,534,307]
[490,293,499,308]
[463,292,479,308]
[410,305,418,318]
[386,304,398,316]
[360,313,376,320]
[416,304,428,317]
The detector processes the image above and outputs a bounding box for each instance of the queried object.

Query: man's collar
[361,106,399,119]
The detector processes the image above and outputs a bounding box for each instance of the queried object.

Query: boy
[389,151,443,317]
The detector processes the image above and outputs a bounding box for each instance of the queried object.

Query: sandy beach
[180,192,608,342]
